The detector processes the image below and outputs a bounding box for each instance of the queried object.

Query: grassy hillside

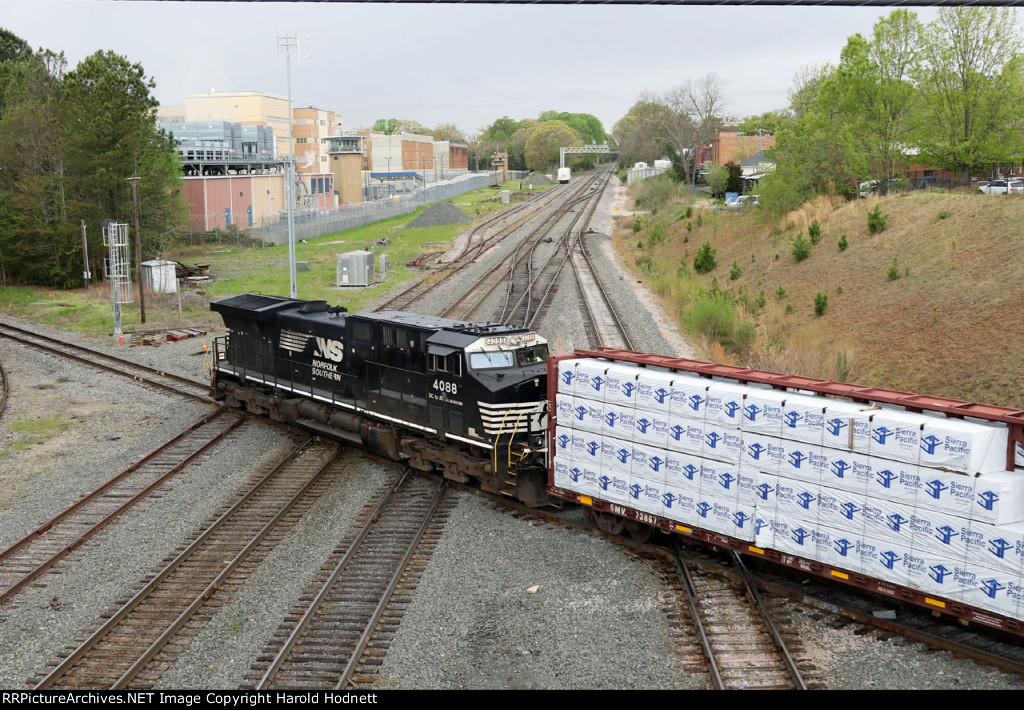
[618,185,1024,410]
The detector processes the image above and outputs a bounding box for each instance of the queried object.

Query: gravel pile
[1,177,1022,689]
[407,201,470,229]
[525,173,554,185]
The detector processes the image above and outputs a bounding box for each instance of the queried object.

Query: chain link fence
[244,172,501,246]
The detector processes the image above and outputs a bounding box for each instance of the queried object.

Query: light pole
[127,176,145,324]
[278,34,300,299]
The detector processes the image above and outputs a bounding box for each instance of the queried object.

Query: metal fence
[245,172,502,246]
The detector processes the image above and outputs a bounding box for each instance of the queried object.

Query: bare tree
[641,74,727,184]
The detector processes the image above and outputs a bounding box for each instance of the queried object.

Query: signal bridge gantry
[560,142,612,168]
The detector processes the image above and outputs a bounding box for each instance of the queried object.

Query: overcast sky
[3,1,940,136]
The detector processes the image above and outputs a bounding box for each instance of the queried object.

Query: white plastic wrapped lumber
[820,449,874,495]
[865,459,922,506]
[918,417,1009,474]
[957,561,1023,619]
[779,440,829,485]
[662,482,701,526]
[627,474,665,515]
[815,524,863,573]
[635,368,676,415]
[907,505,970,563]
[861,496,916,549]
[740,432,785,474]
[916,468,976,518]
[821,400,874,453]
[971,471,1024,525]
[556,358,585,396]
[665,451,703,491]
[666,372,710,420]
[574,360,611,400]
[868,409,929,466]
[752,471,779,513]
[818,483,864,531]
[781,392,827,445]
[904,546,972,600]
[965,519,1024,576]
[697,459,741,504]
[694,494,756,542]
[667,415,706,457]
[704,380,748,430]
[774,476,820,524]
[601,400,637,441]
[857,533,911,587]
[701,423,744,464]
[603,362,642,407]
[742,388,788,436]
[762,511,819,560]
[632,408,670,447]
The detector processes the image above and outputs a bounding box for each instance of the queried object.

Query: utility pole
[127,176,145,324]
[80,220,91,290]
[278,34,307,300]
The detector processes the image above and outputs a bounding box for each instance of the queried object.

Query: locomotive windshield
[469,344,548,369]
[516,344,548,366]
[470,351,515,369]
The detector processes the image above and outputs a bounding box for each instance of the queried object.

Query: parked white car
[726,194,759,209]
[979,179,1024,195]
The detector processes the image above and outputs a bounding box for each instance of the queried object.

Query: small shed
[336,250,375,287]
[141,260,178,294]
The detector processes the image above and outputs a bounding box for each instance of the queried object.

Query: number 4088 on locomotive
[210,294,551,505]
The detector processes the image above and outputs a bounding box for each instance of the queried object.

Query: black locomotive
[210,294,551,504]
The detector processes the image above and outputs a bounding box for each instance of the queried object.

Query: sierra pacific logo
[696,501,711,518]
[314,337,344,362]
[875,469,898,488]
[573,405,587,421]
[591,375,605,392]
[616,448,631,464]
[929,564,952,584]
[935,525,959,545]
[747,441,766,460]
[555,434,570,450]
[981,578,1006,599]
[719,471,736,490]
[978,490,1000,511]
[688,394,705,411]
[834,538,853,556]
[561,370,575,386]
[662,492,677,508]
[831,459,851,478]
[744,403,762,421]
[585,440,600,456]
[648,455,664,473]
[636,418,652,434]
[872,426,894,445]
[569,467,582,483]
[653,387,670,405]
[682,464,699,480]
[887,512,908,532]
[840,502,859,520]
[705,431,723,449]
[755,482,772,500]
[826,418,848,437]
[797,492,815,510]
[669,425,684,441]
[733,511,751,528]
[920,434,943,456]
[879,550,900,570]
[598,475,612,491]
[723,400,741,418]
[989,538,1013,559]
[791,527,810,545]
[620,381,636,398]
[925,479,948,500]
[605,411,620,428]
[629,483,642,500]
[788,450,807,469]
[783,411,802,428]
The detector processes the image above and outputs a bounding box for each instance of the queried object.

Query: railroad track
[247,469,449,690]
[673,545,810,690]
[0,408,245,610]
[442,171,607,324]
[33,437,338,689]
[0,321,215,404]
[372,193,548,313]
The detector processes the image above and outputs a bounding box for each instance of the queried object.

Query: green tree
[913,7,1024,181]
[371,118,400,134]
[523,120,582,172]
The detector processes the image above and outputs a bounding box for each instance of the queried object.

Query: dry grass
[627,188,1024,409]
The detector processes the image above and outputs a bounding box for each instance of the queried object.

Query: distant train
[557,167,571,184]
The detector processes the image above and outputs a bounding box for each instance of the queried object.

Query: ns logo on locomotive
[210,294,551,505]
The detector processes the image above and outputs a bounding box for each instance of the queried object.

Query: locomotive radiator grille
[478,401,547,435]
[278,329,312,353]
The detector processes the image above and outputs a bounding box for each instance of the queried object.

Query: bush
[936,210,950,221]
[693,241,717,274]
[729,260,742,280]
[838,233,848,252]
[734,321,757,350]
[685,206,693,219]
[632,218,643,234]
[887,255,901,280]
[683,291,736,341]
[814,292,828,316]
[792,233,811,262]
[776,285,787,300]
[808,219,822,245]
[868,204,889,234]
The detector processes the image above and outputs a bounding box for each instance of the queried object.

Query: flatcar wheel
[625,520,652,544]
[590,511,627,536]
